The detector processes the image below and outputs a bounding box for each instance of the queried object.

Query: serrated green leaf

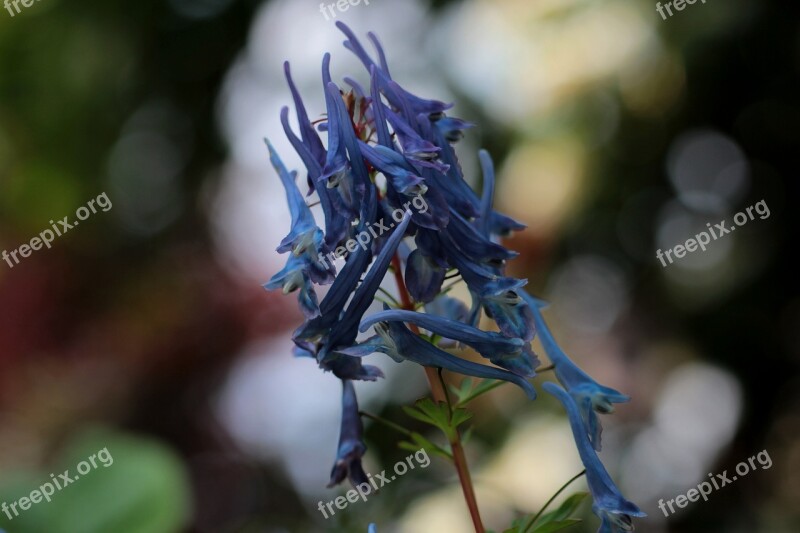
[532,519,582,533]
[398,432,452,460]
[461,425,474,445]
[414,398,452,427]
[401,404,438,426]
[449,407,473,428]
[403,398,457,437]
[455,379,506,407]
[449,377,474,404]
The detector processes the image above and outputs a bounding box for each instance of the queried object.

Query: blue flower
[439,235,535,341]
[404,249,446,303]
[280,65,349,248]
[321,211,412,360]
[264,253,320,319]
[543,383,645,533]
[358,142,427,195]
[329,379,369,487]
[475,150,526,238]
[263,140,335,318]
[265,140,330,272]
[359,309,538,377]
[523,292,629,451]
[434,116,473,143]
[340,312,537,400]
[336,22,452,118]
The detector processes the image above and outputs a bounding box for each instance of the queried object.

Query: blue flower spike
[262,25,641,528]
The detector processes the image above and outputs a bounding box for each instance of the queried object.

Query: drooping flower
[329,379,369,487]
[524,292,629,451]
[543,383,645,533]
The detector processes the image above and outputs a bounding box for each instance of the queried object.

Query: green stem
[377,286,402,307]
[521,469,586,533]
[359,411,413,437]
[438,367,454,413]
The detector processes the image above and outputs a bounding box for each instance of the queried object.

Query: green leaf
[398,432,452,460]
[449,377,474,404]
[0,427,190,533]
[454,379,507,407]
[403,397,473,442]
[449,407,473,429]
[402,398,450,429]
[537,493,589,525]
[402,404,438,426]
[532,519,582,533]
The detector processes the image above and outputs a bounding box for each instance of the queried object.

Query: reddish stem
[390,255,485,533]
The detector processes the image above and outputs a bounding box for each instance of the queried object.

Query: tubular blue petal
[325,81,371,192]
[425,294,469,323]
[264,254,320,319]
[354,320,537,400]
[367,31,391,75]
[438,233,535,341]
[284,61,326,166]
[360,309,538,377]
[543,383,645,533]
[447,208,517,265]
[478,149,496,238]
[435,116,474,143]
[358,142,427,194]
[265,139,318,250]
[328,380,370,488]
[322,211,412,356]
[336,22,453,117]
[404,249,446,303]
[384,107,442,163]
[280,107,349,249]
[523,292,629,451]
[369,66,394,148]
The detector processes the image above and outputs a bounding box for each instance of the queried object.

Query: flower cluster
[264,22,644,532]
